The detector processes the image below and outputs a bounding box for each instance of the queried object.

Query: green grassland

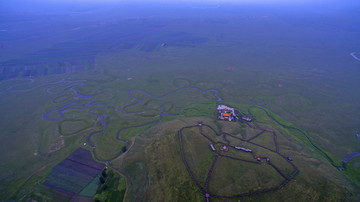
[121,115,353,201]
[1,66,359,201]
[1,11,360,201]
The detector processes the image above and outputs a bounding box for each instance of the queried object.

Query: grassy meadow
[0,3,359,201]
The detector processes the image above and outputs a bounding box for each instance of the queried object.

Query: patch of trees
[99,168,108,185]
[93,168,126,202]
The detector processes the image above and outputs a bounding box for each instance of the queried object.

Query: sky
[0,0,353,6]
[1,0,359,15]
[31,0,323,2]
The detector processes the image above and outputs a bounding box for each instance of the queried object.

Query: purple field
[43,148,105,194]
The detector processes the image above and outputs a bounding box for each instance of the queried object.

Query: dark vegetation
[93,168,126,202]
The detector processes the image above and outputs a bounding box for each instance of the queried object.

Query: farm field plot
[42,148,105,195]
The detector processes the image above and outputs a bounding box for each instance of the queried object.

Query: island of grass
[178,120,298,201]
[118,102,358,201]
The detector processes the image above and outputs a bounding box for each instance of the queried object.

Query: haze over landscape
[0,0,359,201]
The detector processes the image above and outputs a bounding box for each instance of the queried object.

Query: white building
[217,105,236,121]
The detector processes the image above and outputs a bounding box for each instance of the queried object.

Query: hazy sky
[0,0,346,5]
[39,0,318,2]
[1,0,359,15]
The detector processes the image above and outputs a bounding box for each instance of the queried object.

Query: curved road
[178,121,298,201]
[241,106,360,170]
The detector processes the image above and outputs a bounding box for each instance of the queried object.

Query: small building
[220,145,229,152]
[241,116,252,122]
[217,105,236,121]
[210,144,216,152]
[235,146,252,152]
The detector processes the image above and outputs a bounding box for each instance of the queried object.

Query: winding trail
[178,121,299,200]
[241,106,360,170]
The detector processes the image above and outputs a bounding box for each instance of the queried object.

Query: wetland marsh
[0,1,359,201]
